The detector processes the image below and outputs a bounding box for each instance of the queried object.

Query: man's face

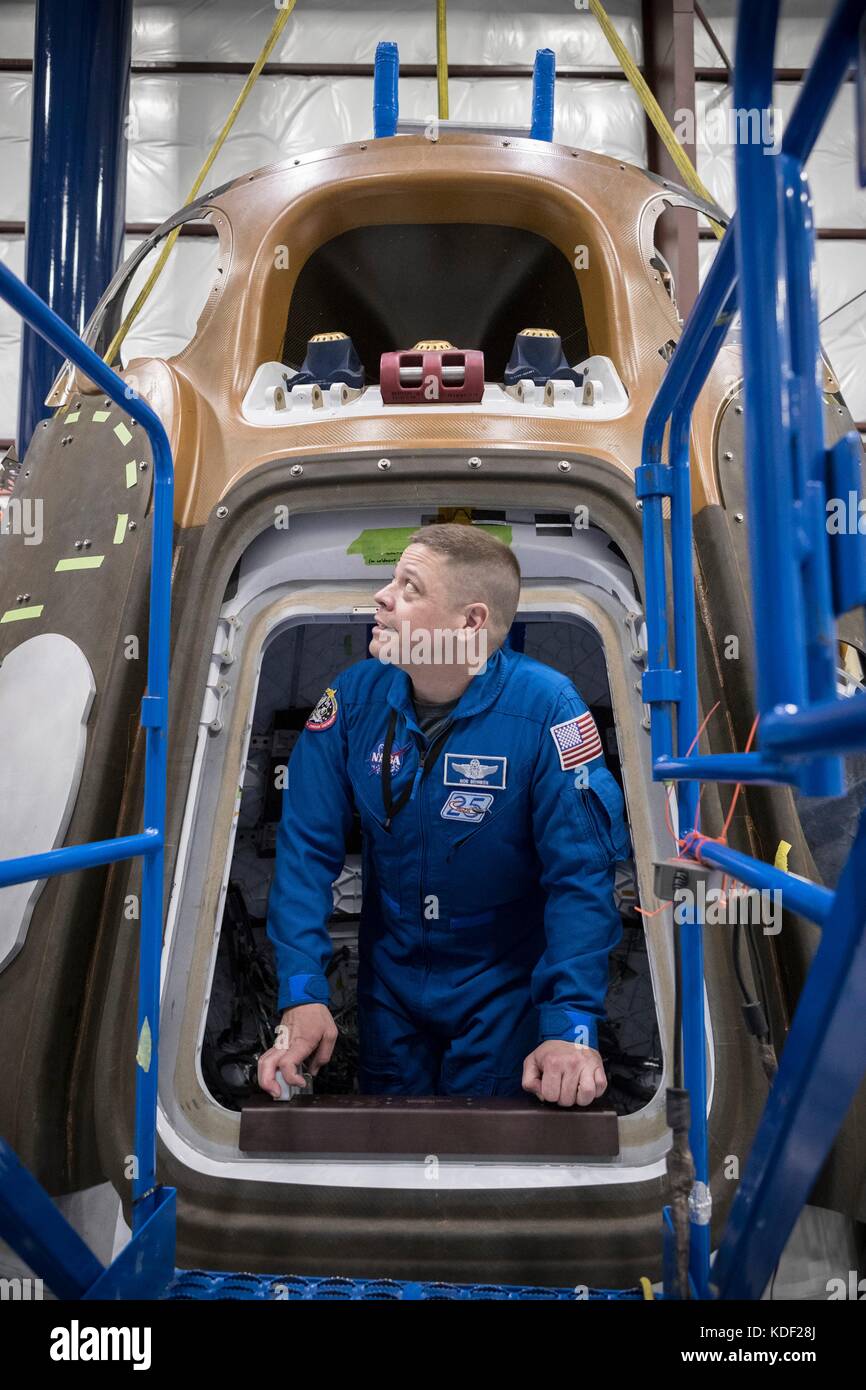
[370,543,469,666]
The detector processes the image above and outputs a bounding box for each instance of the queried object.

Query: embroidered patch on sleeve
[550,711,602,770]
[305,686,338,731]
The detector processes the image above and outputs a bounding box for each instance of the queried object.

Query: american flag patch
[550,711,603,770]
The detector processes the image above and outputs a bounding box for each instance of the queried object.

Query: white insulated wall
[0,1,863,439]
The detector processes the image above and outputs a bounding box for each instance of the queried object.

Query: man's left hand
[522,1041,607,1107]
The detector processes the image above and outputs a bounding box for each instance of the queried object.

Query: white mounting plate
[241,355,630,426]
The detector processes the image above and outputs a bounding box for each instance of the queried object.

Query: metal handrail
[637,0,866,1300]
[373,40,555,140]
[0,259,173,1234]
[639,0,866,797]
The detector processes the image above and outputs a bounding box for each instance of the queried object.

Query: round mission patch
[305,686,338,731]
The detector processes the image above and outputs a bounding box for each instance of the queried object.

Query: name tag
[443,753,507,790]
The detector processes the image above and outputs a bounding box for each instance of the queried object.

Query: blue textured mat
[165,1270,644,1300]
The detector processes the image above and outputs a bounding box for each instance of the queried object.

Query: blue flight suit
[265,643,630,1097]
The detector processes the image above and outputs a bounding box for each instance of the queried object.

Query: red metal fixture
[379,346,485,404]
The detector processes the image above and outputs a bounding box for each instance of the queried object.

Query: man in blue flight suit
[258,523,630,1106]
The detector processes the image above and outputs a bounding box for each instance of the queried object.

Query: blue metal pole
[654,752,790,783]
[680,830,835,925]
[630,0,864,788]
[779,153,841,797]
[0,831,161,890]
[373,42,400,137]
[827,431,866,613]
[0,1141,105,1300]
[760,689,866,756]
[638,232,737,771]
[18,0,133,455]
[734,1,811,728]
[782,0,866,162]
[638,231,744,1304]
[711,798,866,1299]
[530,49,556,141]
[0,257,173,1236]
[635,0,866,1303]
[644,231,737,432]
[638,489,674,768]
[677,899,710,1295]
[669,405,699,835]
[668,401,707,1292]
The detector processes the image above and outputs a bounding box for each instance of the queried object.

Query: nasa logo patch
[305,686,338,731]
[440,790,494,822]
[367,740,407,776]
[443,752,507,790]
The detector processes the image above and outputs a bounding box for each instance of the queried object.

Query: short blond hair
[407,523,521,648]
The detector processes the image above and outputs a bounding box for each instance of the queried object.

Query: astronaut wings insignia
[444,752,507,790]
[453,759,497,781]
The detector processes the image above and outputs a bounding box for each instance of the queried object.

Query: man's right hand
[257,1003,338,1098]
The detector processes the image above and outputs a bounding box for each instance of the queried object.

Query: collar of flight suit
[384,642,511,735]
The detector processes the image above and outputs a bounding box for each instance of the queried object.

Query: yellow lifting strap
[587,0,725,239]
[436,0,449,120]
[103,0,299,367]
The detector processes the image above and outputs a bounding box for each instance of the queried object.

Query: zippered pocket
[576,770,630,861]
[356,791,393,835]
[445,776,531,860]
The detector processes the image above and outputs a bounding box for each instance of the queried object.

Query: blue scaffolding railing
[3,0,866,1306]
[372,40,556,140]
[0,260,176,1299]
[638,0,866,1300]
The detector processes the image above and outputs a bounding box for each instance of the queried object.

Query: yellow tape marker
[93,409,110,423]
[136,1017,152,1072]
[1,605,44,623]
[774,840,792,872]
[55,556,105,572]
[113,513,129,544]
[114,422,133,446]
[125,460,138,488]
[66,410,80,423]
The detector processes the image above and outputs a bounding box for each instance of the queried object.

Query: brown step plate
[240,1093,619,1158]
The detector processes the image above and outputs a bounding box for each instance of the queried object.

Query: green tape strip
[125,461,138,488]
[55,556,105,572]
[347,523,512,566]
[113,513,129,544]
[114,422,133,446]
[1,605,44,623]
[66,410,80,424]
[93,410,110,423]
